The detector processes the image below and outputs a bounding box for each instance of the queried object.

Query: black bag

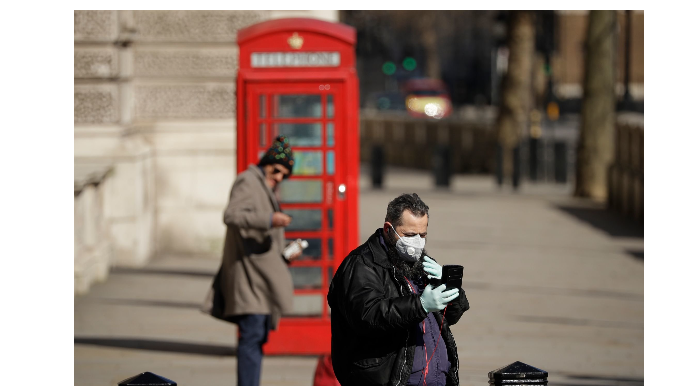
[200,267,232,322]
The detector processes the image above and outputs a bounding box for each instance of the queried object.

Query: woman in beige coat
[203,136,299,386]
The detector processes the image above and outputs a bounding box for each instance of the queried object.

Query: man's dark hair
[385,193,429,228]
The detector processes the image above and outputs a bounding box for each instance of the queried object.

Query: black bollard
[433,145,451,188]
[371,145,384,189]
[495,144,520,188]
[554,141,567,183]
[529,138,540,181]
[488,361,548,385]
[119,372,177,386]
[512,145,521,190]
[495,144,503,186]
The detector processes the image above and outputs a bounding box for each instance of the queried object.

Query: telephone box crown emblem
[288,33,304,49]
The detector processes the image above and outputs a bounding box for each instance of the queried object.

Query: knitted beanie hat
[258,135,295,174]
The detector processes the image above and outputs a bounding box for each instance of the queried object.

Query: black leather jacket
[327,229,470,386]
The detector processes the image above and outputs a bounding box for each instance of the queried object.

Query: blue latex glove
[420,284,459,313]
[422,255,442,280]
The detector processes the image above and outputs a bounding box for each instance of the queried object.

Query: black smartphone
[441,265,463,290]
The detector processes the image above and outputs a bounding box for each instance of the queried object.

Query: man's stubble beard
[384,228,427,279]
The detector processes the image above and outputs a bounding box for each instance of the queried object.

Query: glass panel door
[247,82,343,319]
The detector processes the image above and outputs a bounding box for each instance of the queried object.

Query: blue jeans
[236,314,270,386]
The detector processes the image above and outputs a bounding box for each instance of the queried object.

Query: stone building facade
[74,10,338,270]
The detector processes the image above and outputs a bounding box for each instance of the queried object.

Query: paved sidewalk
[75,168,644,386]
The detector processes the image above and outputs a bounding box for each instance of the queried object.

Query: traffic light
[543,63,552,76]
[382,61,396,75]
[402,57,417,71]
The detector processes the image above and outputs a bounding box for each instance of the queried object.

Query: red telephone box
[236,18,359,355]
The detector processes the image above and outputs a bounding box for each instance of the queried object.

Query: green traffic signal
[382,61,396,75]
[543,63,552,76]
[402,57,417,71]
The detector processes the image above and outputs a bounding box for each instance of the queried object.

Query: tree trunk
[419,12,441,79]
[495,11,535,184]
[575,10,617,200]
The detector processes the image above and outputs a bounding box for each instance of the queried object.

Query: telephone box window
[280,180,323,203]
[327,151,335,175]
[289,267,322,289]
[292,151,323,175]
[284,209,322,231]
[287,238,322,261]
[327,94,334,118]
[327,122,335,146]
[276,123,322,147]
[260,123,267,147]
[274,94,322,118]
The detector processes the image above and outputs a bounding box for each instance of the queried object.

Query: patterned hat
[258,135,295,173]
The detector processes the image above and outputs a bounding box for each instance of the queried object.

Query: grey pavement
[75,167,644,386]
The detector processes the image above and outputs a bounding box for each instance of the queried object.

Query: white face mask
[390,227,426,262]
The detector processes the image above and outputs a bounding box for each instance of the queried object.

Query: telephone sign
[251,52,341,67]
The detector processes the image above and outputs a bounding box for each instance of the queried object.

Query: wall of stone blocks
[75,10,339,267]
[74,129,155,267]
[74,167,114,295]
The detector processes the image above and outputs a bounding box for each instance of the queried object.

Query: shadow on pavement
[74,337,236,356]
[360,186,482,197]
[111,267,215,278]
[99,298,202,309]
[627,249,644,261]
[552,374,644,386]
[464,282,643,302]
[514,315,643,330]
[555,205,643,238]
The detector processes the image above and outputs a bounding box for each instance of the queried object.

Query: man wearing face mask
[327,193,470,386]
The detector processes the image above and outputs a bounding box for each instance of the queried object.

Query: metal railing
[359,109,497,174]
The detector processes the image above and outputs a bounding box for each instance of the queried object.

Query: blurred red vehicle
[401,78,453,119]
